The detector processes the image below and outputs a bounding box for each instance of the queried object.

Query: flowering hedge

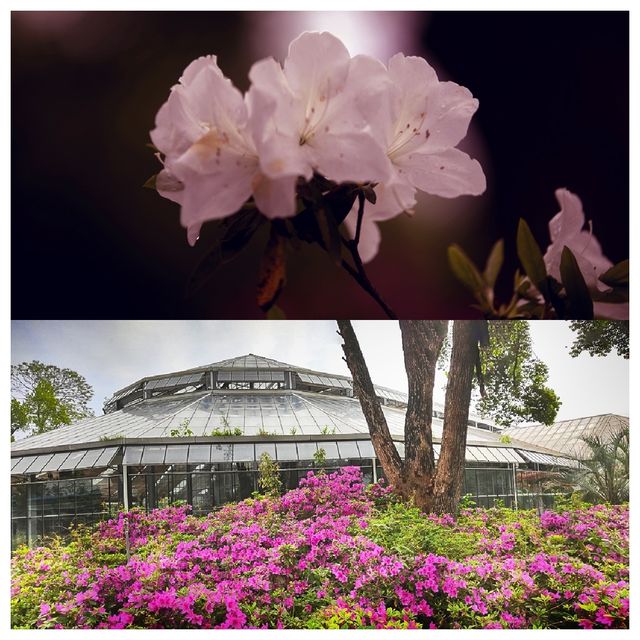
[12,468,628,629]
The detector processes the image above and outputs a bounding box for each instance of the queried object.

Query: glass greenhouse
[11,354,580,548]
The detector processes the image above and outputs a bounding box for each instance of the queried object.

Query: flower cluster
[12,468,628,629]
[150,31,485,253]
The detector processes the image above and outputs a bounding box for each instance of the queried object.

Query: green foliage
[307,604,416,629]
[319,426,336,435]
[499,434,512,444]
[448,223,628,320]
[313,448,327,470]
[257,452,282,496]
[365,501,481,561]
[562,427,629,504]
[476,321,561,427]
[11,361,94,438]
[569,320,629,359]
[169,419,193,438]
[209,427,243,436]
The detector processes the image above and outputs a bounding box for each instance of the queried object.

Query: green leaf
[448,244,485,294]
[599,259,629,287]
[142,174,157,189]
[186,209,264,298]
[483,239,504,288]
[560,246,594,319]
[516,219,548,297]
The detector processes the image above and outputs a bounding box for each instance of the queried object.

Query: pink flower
[247,32,391,187]
[345,51,485,262]
[150,56,297,246]
[542,188,627,319]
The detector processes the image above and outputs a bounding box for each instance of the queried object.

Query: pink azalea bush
[11,468,628,629]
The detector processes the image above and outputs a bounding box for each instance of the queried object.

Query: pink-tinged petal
[572,230,613,291]
[179,55,218,85]
[178,165,254,234]
[593,301,629,320]
[283,32,351,102]
[252,174,298,219]
[180,64,249,135]
[311,131,391,184]
[186,222,202,247]
[248,57,301,141]
[150,90,202,157]
[344,206,382,264]
[326,54,394,138]
[549,188,586,243]
[368,178,417,219]
[256,131,313,180]
[397,148,486,198]
[155,168,184,205]
[420,81,479,153]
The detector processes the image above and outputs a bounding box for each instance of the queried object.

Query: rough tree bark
[337,320,482,514]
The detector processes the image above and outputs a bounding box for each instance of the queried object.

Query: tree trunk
[399,320,447,492]
[337,320,404,489]
[428,320,479,513]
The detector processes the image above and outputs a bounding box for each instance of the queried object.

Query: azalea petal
[283,32,351,102]
[180,64,249,135]
[311,131,391,184]
[368,177,417,219]
[549,188,587,243]
[178,165,254,234]
[248,58,312,180]
[252,174,298,219]
[344,206,382,264]
[593,301,629,320]
[150,90,202,157]
[180,55,218,85]
[421,81,479,153]
[397,148,486,198]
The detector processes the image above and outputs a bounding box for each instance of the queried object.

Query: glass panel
[154,471,169,509]
[76,448,105,469]
[393,441,406,458]
[130,474,147,510]
[59,450,89,471]
[192,473,213,513]
[141,445,167,465]
[217,371,232,381]
[271,371,285,381]
[244,371,259,381]
[337,441,360,459]
[59,480,76,515]
[275,442,298,461]
[356,441,375,458]
[165,446,189,464]
[11,484,27,517]
[75,479,94,514]
[297,442,317,460]
[169,474,189,504]
[255,443,276,459]
[211,444,233,463]
[233,444,255,462]
[319,442,339,459]
[123,446,144,466]
[24,454,54,474]
[188,445,211,464]
[258,371,272,381]
[43,482,59,516]
[95,447,118,468]
[11,457,34,474]
[11,457,23,471]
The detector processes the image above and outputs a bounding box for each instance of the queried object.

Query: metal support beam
[122,463,130,512]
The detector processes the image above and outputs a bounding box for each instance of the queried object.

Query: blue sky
[11,320,628,422]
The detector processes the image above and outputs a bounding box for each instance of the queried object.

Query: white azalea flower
[247,32,391,185]
[345,52,486,262]
[543,188,627,319]
[150,56,297,245]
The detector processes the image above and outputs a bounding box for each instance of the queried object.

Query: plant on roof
[209,426,243,437]
[169,419,193,438]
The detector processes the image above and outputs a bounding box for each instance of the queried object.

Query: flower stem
[340,194,397,319]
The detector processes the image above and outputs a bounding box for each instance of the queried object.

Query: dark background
[11,11,629,319]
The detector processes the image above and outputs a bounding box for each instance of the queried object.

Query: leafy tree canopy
[11,361,94,439]
[440,321,561,427]
[569,320,629,359]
